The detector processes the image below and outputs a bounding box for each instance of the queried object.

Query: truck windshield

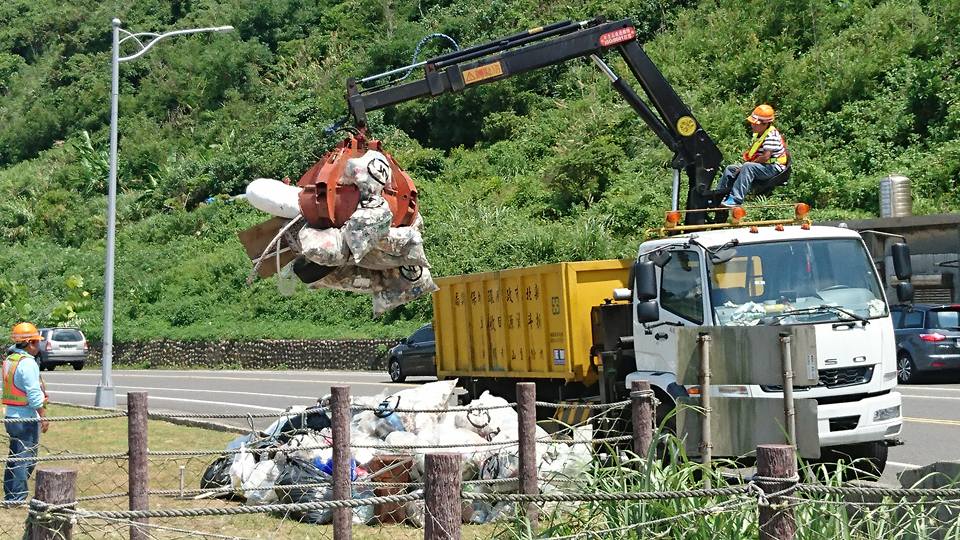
[708,238,887,326]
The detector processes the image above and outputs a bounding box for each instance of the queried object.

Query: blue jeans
[4,421,39,501]
[718,162,783,203]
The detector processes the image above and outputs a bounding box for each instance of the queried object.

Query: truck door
[634,248,708,374]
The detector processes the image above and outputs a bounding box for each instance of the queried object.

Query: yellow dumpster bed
[432,259,631,385]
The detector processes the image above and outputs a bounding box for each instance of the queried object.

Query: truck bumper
[818,391,902,447]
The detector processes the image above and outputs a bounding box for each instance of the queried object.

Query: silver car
[37,327,88,371]
[892,304,960,383]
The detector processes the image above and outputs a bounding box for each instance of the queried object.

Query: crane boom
[346,18,724,224]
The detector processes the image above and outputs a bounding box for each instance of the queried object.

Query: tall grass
[490,430,960,540]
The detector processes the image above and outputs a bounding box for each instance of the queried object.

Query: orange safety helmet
[747,104,776,125]
[10,322,41,343]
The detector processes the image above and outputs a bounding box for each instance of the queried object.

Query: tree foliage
[0,0,957,339]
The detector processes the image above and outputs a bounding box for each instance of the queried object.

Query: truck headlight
[873,405,900,422]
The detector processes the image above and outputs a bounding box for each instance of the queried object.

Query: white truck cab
[626,221,908,472]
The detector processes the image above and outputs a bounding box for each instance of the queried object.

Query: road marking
[887,461,921,470]
[45,382,322,401]
[901,394,960,401]
[902,386,960,393]
[904,416,960,427]
[45,373,419,388]
[48,390,285,412]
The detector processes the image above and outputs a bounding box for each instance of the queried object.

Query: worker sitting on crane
[718,104,790,207]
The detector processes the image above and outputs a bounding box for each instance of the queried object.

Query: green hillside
[0,0,957,340]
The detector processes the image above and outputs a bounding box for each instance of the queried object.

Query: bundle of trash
[201,380,594,526]
[240,135,437,315]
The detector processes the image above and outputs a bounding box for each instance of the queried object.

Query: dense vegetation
[0,0,957,341]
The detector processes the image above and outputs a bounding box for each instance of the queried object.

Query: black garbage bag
[275,457,333,524]
[200,454,232,492]
[273,409,332,445]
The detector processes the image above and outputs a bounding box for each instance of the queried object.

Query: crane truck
[348,18,911,474]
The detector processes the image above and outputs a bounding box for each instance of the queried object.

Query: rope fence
[6,383,960,540]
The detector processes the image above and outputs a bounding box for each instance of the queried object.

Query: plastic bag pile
[202,379,594,526]
[245,148,437,316]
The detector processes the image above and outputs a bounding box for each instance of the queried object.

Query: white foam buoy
[245,178,303,218]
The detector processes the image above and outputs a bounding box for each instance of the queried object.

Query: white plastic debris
[229,445,256,492]
[342,196,393,263]
[243,459,280,505]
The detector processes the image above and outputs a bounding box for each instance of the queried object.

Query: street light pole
[96,18,233,408]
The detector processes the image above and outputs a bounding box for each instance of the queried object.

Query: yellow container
[432,259,631,385]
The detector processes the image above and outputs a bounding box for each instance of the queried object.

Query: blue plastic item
[314,457,358,481]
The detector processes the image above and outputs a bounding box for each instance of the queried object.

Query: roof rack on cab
[647,202,812,238]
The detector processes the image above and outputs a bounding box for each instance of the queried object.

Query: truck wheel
[72,362,84,371]
[389,359,405,383]
[897,352,917,384]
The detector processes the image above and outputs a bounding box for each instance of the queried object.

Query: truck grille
[819,366,874,388]
[760,365,874,392]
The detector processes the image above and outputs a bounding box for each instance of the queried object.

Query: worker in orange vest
[3,322,49,501]
[718,104,790,207]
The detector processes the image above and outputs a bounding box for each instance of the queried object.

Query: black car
[386,324,436,382]
[37,327,88,371]
[891,304,960,383]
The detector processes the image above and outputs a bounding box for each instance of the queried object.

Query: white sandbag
[382,379,457,433]
[298,226,350,266]
[455,391,518,439]
[357,245,430,270]
[342,150,393,200]
[342,197,393,263]
[229,446,256,492]
[311,265,378,293]
[243,459,280,505]
[284,432,331,462]
[372,266,439,315]
[351,432,385,467]
[377,227,424,257]
[245,178,302,218]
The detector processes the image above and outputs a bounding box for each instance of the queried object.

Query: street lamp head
[214,26,235,33]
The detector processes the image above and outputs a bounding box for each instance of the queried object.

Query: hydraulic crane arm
[347,18,723,224]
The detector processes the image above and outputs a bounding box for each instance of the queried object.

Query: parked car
[386,324,436,382]
[37,327,88,371]
[891,304,960,383]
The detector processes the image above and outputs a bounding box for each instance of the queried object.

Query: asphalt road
[42,368,960,485]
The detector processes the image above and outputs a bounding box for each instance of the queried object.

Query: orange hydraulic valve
[297,133,420,228]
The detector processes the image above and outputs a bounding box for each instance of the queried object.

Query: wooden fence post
[757,444,797,540]
[31,468,77,540]
[631,380,654,457]
[424,453,461,540]
[127,391,149,540]
[331,385,352,540]
[516,382,539,527]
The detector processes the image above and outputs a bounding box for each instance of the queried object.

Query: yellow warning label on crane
[464,61,504,85]
[676,116,697,136]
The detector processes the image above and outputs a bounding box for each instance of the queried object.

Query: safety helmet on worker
[10,322,41,343]
[746,104,775,125]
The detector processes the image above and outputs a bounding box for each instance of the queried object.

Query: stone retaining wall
[85,339,401,371]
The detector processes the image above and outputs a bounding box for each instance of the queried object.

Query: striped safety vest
[2,353,49,407]
[746,125,789,166]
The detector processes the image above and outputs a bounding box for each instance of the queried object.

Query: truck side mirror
[634,260,657,301]
[636,300,659,323]
[892,243,912,280]
[897,282,914,304]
